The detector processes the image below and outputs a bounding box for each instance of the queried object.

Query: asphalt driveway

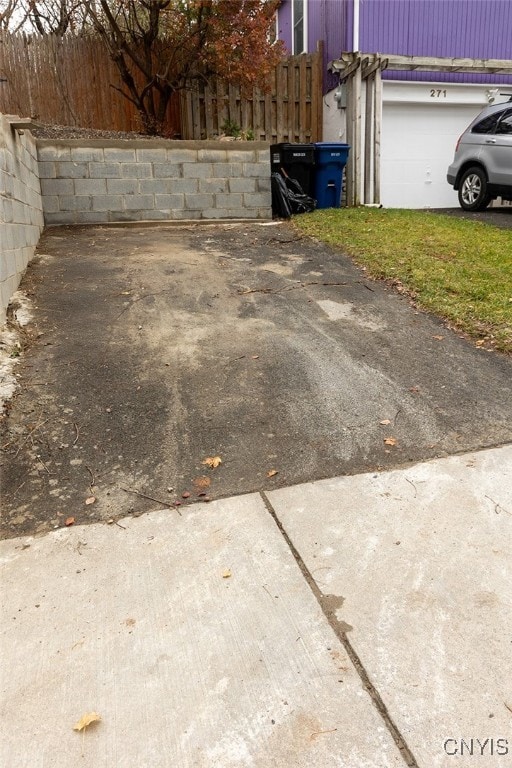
[2,221,512,538]
[432,205,512,228]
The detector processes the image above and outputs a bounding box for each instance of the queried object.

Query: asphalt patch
[2,222,512,538]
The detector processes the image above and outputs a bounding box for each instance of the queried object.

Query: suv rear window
[471,112,502,134]
[496,109,512,134]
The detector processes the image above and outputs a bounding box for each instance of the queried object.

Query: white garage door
[381,102,480,209]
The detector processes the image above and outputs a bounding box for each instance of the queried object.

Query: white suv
[447,101,512,211]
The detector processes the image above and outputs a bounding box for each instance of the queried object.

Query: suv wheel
[458,167,492,211]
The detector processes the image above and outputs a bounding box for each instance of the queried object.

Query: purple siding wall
[307,0,346,58]
[277,0,292,52]
[359,0,512,83]
[277,0,512,86]
[278,0,347,91]
[278,0,347,57]
[342,0,354,51]
[309,0,346,89]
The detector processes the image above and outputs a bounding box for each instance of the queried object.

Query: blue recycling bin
[314,143,350,208]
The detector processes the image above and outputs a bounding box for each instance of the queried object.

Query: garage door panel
[382,178,460,209]
[381,160,439,184]
[381,103,478,208]
[382,134,452,161]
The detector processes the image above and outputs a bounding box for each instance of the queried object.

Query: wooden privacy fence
[181,50,323,142]
[0,33,172,133]
[0,32,322,142]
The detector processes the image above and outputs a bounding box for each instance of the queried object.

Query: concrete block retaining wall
[1,131,272,322]
[0,115,44,321]
[38,140,272,225]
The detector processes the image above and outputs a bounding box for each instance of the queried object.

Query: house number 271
[430,89,447,98]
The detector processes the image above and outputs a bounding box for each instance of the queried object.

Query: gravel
[32,123,171,141]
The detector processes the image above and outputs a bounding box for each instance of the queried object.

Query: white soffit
[382,80,512,106]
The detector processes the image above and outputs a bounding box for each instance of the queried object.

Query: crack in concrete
[261,490,420,768]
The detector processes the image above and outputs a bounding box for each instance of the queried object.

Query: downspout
[349,0,361,205]
[353,0,360,52]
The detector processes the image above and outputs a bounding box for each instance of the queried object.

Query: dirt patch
[32,123,166,141]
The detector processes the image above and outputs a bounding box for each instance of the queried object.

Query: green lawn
[293,208,512,354]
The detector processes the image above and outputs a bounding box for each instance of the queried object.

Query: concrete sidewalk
[2,445,511,768]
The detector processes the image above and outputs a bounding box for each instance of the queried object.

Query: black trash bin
[270,143,315,198]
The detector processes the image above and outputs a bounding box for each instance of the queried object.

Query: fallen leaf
[384,437,397,446]
[221,569,232,578]
[432,335,444,341]
[379,419,391,425]
[475,339,485,347]
[266,469,278,478]
[65,516,75,526]
[251,355,259,359]
[85,496,96,505]
[409,386,420,393]
[124,618,136,627]
[181,491,191,499]
[193,476,211,489]
[73,712,101,732]
[202,456,222,468]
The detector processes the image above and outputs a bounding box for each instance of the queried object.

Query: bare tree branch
[0,0,28,31]
[82,0,284,136]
